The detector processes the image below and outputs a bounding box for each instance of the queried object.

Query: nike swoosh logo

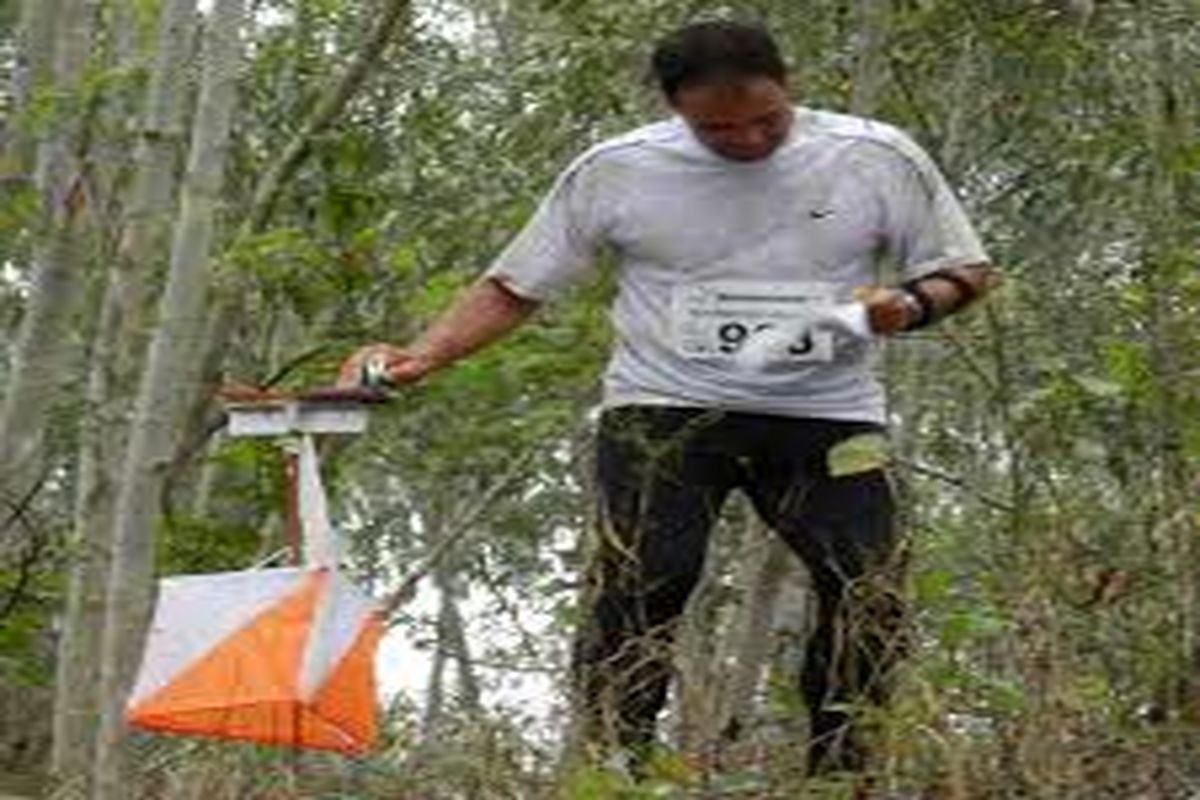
[808,209,834,219]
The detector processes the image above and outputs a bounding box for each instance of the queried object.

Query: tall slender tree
[2,0,60,179]
[51,0,197,783]
[91,0,247,793]
[0,0,97,542]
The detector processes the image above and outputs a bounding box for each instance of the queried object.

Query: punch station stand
[222,387,387,565]
[211,386,388,773]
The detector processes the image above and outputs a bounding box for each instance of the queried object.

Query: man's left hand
[855,287,921,335]
[736,301,874,371]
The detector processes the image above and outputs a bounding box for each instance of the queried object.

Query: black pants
[572,406,907,772]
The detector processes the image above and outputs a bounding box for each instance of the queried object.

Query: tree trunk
[421,593,450,739]
[849,0,890,118]
[51,0,196,784]
[673,503,747,754]
[91,1,245,795]
[717,535,797,741]
[3,0,61,179]
[1135,15,1200,718]
[181,0,414,449]
[438,566,482,716]
[420,525,482,741]
[0,0,97,544]
[674,513,805,757]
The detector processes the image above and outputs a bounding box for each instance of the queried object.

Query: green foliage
[560,764,633,799]
[0,600,53,686]
[156,515,263,576]
[0,536,62,688]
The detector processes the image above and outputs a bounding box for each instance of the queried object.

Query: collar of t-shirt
[671,108,804,167]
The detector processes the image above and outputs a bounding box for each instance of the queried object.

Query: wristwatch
[895,288,928,330]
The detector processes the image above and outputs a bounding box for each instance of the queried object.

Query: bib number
[670,281,836,363]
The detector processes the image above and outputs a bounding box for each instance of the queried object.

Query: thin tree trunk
[1135,16,1200,716]
[91,1,245,795]
[420,529,482,741]
[3,0,61,179]
[419,573,482,737]
[421,594,450,739]
[717,535,797,741]
[51,0,196,784]
[673,509,742,753]
[179,0,413,470]
[158,0,414,496]
[438,567,482,715]
[849,0,890,118]
[0,0,96,542]
[938,37,978,180]
[190,432,222,519]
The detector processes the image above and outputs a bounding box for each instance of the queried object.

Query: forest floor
[0,772,41,799]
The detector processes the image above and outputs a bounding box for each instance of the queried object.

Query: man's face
[671,77,793,162]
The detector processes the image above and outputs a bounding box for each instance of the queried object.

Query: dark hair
[651,20,787,100]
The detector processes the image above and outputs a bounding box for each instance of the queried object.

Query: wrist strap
[900,285,936,331]
[900,268,981,329]
[925,269,979,307]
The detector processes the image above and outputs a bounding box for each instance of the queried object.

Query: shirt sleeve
[875,131,990,281]
[484,153,610,302]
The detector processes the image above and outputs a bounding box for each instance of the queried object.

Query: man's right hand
[336,278,540,389]
[337,343,438,388]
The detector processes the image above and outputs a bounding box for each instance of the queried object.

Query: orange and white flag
[126,434,383,754]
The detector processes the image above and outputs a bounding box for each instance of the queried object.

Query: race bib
[669,280,837,362]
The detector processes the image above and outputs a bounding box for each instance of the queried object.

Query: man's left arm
[862,262,997,336]
[864,127,997,336]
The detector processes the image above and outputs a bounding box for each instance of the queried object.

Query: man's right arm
[340,148,607,387]
[337,277,540,386]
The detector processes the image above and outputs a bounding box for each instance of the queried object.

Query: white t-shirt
[485,107,990,423]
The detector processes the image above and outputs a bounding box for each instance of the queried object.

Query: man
[341,20,993,773]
